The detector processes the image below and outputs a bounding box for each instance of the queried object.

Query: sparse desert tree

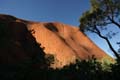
[79,0,120,59]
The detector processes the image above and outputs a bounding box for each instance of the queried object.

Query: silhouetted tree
[79,0,120,59]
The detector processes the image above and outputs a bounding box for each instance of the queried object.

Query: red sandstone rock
[0,14,113,68]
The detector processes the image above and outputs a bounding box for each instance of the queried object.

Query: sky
[0,0,90,26]
[0,0,118,57]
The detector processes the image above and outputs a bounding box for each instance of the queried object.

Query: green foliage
[1,55,120,80]
[80,0,120,32]
[45,54,55,66]
[79,0,120,59]
[101,60,112,71]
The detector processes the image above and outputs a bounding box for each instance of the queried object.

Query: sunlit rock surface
[0,14,113,68]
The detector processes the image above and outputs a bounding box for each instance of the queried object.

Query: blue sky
[0,0,118,57]
[0,0,90,26]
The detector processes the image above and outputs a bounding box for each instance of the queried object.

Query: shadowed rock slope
[0,14,113,68]
[0,14,46,67]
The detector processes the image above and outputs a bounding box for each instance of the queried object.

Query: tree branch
[94,25,120,59]
[104,0,114,20]
[108,16,120,28]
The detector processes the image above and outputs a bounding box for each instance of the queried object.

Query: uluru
[0,14,112,68]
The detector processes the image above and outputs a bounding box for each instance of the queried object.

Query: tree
[79,0,120,59]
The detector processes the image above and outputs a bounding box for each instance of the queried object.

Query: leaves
[79,0,120,59]
[80,0,120,31]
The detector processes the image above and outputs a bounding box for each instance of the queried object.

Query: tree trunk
[94,26,120,59]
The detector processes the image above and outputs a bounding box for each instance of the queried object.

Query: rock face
[0,14,46,66]
[0,14,112,68]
